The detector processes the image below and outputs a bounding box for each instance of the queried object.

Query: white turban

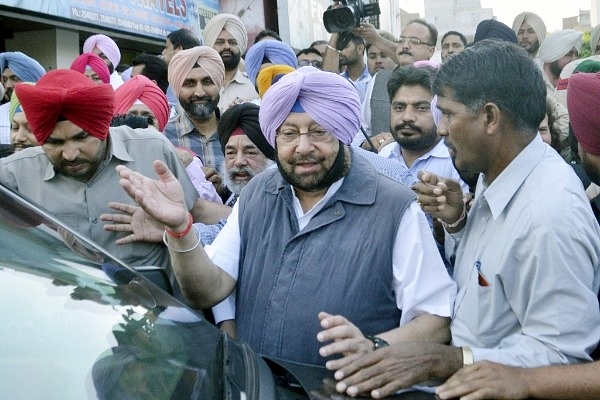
[512,12,547,43]
[538,30,582,63]
[591,25,600,54]
[203,14,249,54]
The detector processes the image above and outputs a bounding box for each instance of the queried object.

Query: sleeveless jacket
[370,70,393,137]
[236,150,415,365]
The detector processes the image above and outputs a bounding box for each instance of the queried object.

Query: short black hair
[254,29,282,44]
[167,29,201,50]
[131,54,169,94]
[387,64,436,101]
[297,47,322,58]
[441,30,467,47]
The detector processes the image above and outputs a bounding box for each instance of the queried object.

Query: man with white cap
[114,66,456,366]
[202,13,259,113]
[512,11,547,59]
[0,51,45,144]
[83,33,123,89]
[537,29,582,94]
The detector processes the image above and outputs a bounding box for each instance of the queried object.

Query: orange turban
[114,75,169,131]
[14,69,114,144]
[256,64,296,98]
[168,46,224,98]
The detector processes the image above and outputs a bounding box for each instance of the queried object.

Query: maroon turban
[15,69,114,145]
[114,75,169,131]
[567,72,600,155]
[70,53,110,84]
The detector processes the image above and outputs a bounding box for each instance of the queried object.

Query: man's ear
[483,102,501,135]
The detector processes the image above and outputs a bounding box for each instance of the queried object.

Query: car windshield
[0,185,226,399]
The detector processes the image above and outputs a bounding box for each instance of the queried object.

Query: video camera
[323,0,381,33]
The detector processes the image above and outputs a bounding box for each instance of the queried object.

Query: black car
[0,183,435,399]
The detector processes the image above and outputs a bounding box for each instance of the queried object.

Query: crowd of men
[0,6,599,399]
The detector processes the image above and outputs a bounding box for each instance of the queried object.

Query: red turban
[567,72,600,155]
[114,75,169,131]
[70,53,110,84]
[14,69,114,145]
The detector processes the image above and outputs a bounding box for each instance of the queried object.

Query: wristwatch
[366,335,389,350]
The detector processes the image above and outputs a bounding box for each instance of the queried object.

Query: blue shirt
[341,65,371,104]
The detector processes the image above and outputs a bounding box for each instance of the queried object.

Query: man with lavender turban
[114,75,169,132]
[0,51,46,144]
[0,68,223,297]
[116,64,454,366]
[83,34,123,89]
[70,53,111,84]
[244,39,298,85]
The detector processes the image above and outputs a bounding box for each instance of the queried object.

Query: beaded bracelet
[164,212,193,238]
[162,226,201,253]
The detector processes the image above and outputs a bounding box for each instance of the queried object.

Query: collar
[264,147,377,206]
[341,65,371,82]
[475,134,546,220]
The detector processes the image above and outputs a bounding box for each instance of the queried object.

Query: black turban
[217,102,275,160]
[474,19,518,44]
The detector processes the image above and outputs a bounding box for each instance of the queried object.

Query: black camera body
[323,0,381,33]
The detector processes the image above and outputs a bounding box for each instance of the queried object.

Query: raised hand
[101,202,164,244]
[116,160,189,232]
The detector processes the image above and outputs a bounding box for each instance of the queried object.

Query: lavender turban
[168,46,224,98]
[539,30,582,63]
[83,34,121,68]
[259,66,360,146]
[0,51,45,82]
[567,72,600,155]
[245,40,298,85]
[512,12,547,44]
[203,13,248,54]
[70,53,110,84]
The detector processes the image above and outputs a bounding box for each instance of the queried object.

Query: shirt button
[87,182,93,187]
[334,209,341,216]
[91,217,98,224]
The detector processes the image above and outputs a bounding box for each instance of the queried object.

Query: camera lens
[323,6,357,33]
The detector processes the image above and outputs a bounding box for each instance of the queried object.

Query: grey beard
[185,102,215,120]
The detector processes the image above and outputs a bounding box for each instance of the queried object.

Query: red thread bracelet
[165,212,193,238]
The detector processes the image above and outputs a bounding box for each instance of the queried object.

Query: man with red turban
[114,74,169,131]
[70,53,111,84]
[113,67,455,365]
[0,69,229,298]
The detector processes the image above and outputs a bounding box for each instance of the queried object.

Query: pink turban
[203,13,249,54]
[259,66,361,146]
[82,34,121,68]
[114,75,169,131]
[567,72,600,155]
[168,46,224,98]
[70,53,110,84]
[14,69,114,145]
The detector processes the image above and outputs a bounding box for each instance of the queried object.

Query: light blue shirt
[341,65,371,104]
[449,135,600,366]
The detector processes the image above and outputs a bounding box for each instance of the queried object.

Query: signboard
[3,0,219,39]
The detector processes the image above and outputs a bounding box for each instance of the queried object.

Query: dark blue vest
[235,150,415,365]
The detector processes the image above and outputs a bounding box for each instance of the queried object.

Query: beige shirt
[217,69,259,114]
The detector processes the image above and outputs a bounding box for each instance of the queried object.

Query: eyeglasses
[276,129,331,144]
[297,60,323,68]
[397,37,433,47]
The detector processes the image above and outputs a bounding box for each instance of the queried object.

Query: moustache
[189,95,213,103]
[393,122,422,133]
[290,154,324,165]
[397,50,413,56]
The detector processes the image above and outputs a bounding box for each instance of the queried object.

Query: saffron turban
[70,53,110,84]
[168,46,224,98]
[83,34,121,68]
[259,66,360,146]
[218,102,274,160]
[474,19,517,43]
[245,40,298,85]
[114,75,169,131]
[512,12,547,44]
[14,69,114,145]
[203,13,249,54]
[0,51,45,82]
[567,72,600,155]
[538,30,582,63]
[256,64,296,98]
[9,83,34,121]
